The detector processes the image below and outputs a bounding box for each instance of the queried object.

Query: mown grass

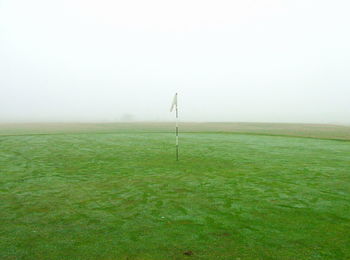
[1,122,350,140]
[0,125,350,259]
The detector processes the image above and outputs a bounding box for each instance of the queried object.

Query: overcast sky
[1,0,349,123]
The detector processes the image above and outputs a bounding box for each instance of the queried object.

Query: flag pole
[175,94,179,161]
[170,92,179,161]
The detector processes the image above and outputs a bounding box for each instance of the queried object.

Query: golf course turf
[0,123,349,259]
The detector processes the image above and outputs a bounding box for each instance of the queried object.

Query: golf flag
[170,93,178,112]
[170,93,179,161]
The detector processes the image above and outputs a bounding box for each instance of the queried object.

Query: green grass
[1,122,350,140]
[1,124,350,259]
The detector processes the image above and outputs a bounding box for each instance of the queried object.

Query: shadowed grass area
[0,128,350,259]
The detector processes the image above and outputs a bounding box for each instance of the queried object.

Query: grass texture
[0,124,350,259]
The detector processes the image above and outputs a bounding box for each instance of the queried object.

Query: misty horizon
[1,0,349,124]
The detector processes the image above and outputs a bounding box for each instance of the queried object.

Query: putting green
[0,128,349,259]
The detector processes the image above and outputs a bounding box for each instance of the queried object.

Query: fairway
[1,124,350,259]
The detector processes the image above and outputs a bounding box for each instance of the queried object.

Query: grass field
[1,123,350,259]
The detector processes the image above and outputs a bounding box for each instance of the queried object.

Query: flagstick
[175,100,179,161]
[170,92,179,161]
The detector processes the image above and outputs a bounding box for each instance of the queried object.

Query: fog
[1,0,349,124]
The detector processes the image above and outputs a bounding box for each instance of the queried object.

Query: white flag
[170,93,178,112]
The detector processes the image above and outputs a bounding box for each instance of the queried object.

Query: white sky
[1,0,349,123]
